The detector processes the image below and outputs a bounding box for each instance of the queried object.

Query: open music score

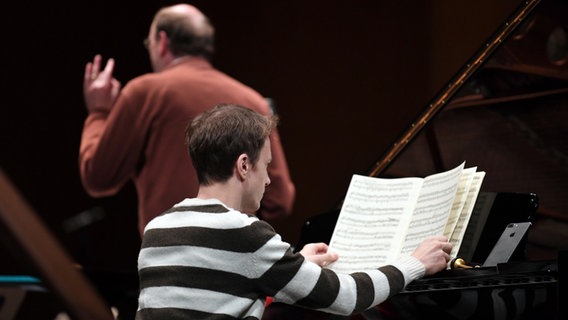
[327,162,485,274]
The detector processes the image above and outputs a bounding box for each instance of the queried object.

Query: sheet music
[443,167,477,238]
[326,162,478,274]
[399,162,465,255]
[327,175,423,273]
[449,171,486,258]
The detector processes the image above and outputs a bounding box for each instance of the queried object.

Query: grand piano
[265,0,567,319]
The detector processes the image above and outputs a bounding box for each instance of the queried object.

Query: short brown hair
[186,104,278,185]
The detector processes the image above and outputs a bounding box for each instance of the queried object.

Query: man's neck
[196,181,242,211]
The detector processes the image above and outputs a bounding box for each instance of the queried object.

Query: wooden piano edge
[0,167,115,320]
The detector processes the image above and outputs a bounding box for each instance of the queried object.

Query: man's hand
[83,54,121,114]
[411,235,453,276]
[299,243,339,267]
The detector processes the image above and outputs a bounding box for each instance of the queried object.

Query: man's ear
[158,30,169,56]
[236,154,249,181]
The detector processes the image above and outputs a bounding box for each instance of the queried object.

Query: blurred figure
[80,3,295,235]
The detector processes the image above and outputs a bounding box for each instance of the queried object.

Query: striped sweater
[136,198,425,319]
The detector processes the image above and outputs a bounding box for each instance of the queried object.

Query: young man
[80,4,295,235]
[136,104,452,319]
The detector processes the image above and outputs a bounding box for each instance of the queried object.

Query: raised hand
[83,54,122,114]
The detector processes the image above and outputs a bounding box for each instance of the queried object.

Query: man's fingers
[92,54,102,72]
[85,55,116,85]
[99,58,115,81]
[89,54,103,80]
[84,55,102,84]
[84,62,93,84]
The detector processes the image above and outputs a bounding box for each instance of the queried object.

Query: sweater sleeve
[79,85,149,196]
[79,113,125,196]
[390,255,425,286]
[258,222,425,316]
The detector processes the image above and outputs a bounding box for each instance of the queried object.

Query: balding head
[159,4,210,37]
[150,3,215,60]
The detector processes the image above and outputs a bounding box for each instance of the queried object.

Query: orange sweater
[79,57,295,235]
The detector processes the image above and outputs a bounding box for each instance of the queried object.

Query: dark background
[4,0,560,280]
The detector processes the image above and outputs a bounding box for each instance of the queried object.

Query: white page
[399,162,465,256]
[449,171,486,258]
[327,175,423,273]
[443,167,477,238]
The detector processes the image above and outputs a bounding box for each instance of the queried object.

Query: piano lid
[378,0,568,261]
